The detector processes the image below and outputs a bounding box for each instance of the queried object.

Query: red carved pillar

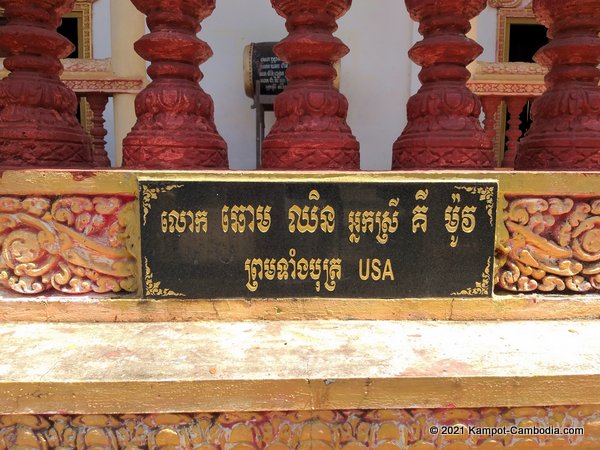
[481,96,502,141]
[261,0,359,170]
[481,96,502,166]
[502,96,527,168]
[392,0,494,169]
[0,0,93,167]
[122,0,228,169]
[86,94,111,167]
[515,0,600,170]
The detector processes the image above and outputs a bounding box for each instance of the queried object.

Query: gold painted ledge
[1,320,600,415]
[2,295,600,322]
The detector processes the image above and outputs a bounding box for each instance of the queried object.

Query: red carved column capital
[515,0,600,170]
[122,0,228,170]
[392,0,494,170]
[0,0,93,167]
[261,0,360,170]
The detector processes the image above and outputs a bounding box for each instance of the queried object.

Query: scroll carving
[0,407,598,449]
[497,196,600,293]
[488,0,532,8]
[0,196,136,295]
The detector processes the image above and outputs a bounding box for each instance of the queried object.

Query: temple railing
[468,61,546,168]
[0,0,596,171]
[0,0,600,444]
[0,56,556,171]
[0,58,144,166]
[0,56,561,171]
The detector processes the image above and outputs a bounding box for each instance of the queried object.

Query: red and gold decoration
[498,196,600,293]
[122,0,228,170]
[1,407,599,450]
[0,0,93,167]
[393,0,494,169]
[261,0,360,170]
[0,195,136,295]
[515,0,600,169]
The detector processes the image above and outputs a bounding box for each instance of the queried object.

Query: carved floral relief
[0,195,137,295]
[497,196,600,293]
[0,407,598,450]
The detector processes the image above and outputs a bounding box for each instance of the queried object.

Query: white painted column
[110,0,146,166]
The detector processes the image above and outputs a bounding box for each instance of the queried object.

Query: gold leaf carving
[141,184,183,226]
[0,407,597,449]
[144,257,184,298]
[0,196,137,295]
[452,257,491,296]
[498,196,600,293]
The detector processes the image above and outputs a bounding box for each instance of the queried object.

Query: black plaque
[140,180,497,299]
[250,42,288,97]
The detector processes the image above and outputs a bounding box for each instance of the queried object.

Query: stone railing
[468,61,546,167]
[0,57,144,166]
[0,0,597,171]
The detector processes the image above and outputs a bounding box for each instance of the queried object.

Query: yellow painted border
[2,169,596,196]
[3,375,600,415]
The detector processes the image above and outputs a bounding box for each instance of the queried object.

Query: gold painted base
[2,295,600,322]
[2,320,600,414]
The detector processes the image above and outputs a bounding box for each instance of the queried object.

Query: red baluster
[86,94,110,167]
[0,0,93,167]
[481,96,503,166]
[261,0,360,170]
[123,0,228,169]
[393,0,494,169]
[516,0,600,170]
[502,96,528,168]
[481,97,502,141]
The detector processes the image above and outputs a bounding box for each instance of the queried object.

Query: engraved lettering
[289,190,336,234]
[243,249,342,293]
[359,258,395,281]
[222,204,271,234]
[348,198,399,244]
[161,210,209,234]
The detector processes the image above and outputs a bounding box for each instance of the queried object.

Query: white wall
[339,1,415,170]
[202,1,417,170]
[92,0,116,165]
[478,6,498,62]
[93,1,498,169]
